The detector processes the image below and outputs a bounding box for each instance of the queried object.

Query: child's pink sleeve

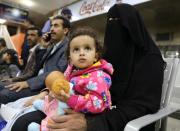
[67,73,112,113]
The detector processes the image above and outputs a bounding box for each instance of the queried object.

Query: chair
[124,58,180,131]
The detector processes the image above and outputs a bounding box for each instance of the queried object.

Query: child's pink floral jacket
[64,59,114,113]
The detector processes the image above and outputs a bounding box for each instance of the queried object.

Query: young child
[0,49,21,81]
[28,27,114,131]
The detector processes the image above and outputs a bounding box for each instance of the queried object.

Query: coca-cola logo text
[79,0,110,15]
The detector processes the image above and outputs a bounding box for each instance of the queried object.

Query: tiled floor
[167,117,180,131]
[167,86,180,131]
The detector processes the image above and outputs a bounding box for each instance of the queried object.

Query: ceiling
[0,0,80,26]
[1,0,180,30]
[1,0,79,15]
[136,0,180,28]
[73,0,180,32]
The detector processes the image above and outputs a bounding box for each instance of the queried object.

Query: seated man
[0,16,71,104]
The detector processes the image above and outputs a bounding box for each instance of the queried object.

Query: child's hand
[23,91,48,107]
[56,90,70,103]
[23,95,38,107]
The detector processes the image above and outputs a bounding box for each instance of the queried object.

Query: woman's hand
[47,109,87,131]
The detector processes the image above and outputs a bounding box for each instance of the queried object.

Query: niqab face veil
[104,3,161,54]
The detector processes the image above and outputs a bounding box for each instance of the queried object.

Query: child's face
[2,53,11,63]
[69,35,97,69]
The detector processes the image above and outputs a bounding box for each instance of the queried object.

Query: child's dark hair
[67,27,104,60]
[0,38,6,47]
[3,49,20,67]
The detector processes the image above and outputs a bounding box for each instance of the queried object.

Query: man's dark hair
[26,18,34,26]
[61,8,72,20]
[0,38,6,47]
[27,27,42,36]
[52,15,71,29]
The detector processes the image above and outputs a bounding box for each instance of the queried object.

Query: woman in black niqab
[86,3,164,131]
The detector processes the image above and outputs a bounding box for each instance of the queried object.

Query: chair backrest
[123,58,179,131]
[174,63,180,89]
[160,58,179,108]
[171,59,180,107]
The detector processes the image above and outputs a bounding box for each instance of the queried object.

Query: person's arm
[12,47,47,82]
[5,81,29,92]
[11,68,36,82]
[23,90,49,107]
[67,73,112,113]
[27,50,68,91]
[9,65,20,78]
[47,109,87,131]
[26,72,51,91]
[14,50,39,82]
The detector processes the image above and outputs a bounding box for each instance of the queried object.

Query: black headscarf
[104,3,161,53]
[86,4,164,131]
[103,3,163,103]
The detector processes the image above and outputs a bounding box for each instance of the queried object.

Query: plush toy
[45,71,70,95]
[28,71,73,131]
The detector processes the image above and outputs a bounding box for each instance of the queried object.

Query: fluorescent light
[71,16,79,21]
[122,0,151,5]
[0,18,7,24]
[20,0,35,7]
[12,9,20,17]
[104,6,110,12]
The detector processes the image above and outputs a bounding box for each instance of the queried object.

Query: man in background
[0,16,71,104]
[0,38,7,60]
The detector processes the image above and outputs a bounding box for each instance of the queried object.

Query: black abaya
[86,4,164,131]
